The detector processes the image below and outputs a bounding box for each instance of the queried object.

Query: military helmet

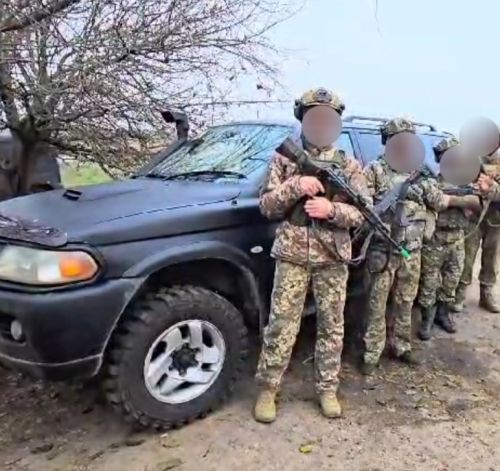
[381,117,415,145]
[433,136,459,162]
[293,87,345,121]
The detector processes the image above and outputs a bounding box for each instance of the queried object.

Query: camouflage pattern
[364,158,448,251]
[294,88,345,120]
[418,239,465,308]
[459,219,500,288]
[458,155,500,290]
[260,147,369,266]
[482,153,500,227]
[433,136,460,159]
[364,250,422,363]
[257,129,368,393]
[381,118,415,144]
[255,259,348,393]
[418,176,469,308]
[362,158,448,365]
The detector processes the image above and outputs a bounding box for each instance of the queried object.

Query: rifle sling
[388,178,413,260]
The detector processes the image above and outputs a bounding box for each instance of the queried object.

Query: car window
[335,132,355,156]
[357,131,384,164]
[148,124,293,180]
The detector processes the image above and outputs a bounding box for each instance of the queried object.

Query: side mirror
[161,110,189,141]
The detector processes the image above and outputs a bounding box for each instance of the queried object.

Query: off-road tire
[103,285,248,430]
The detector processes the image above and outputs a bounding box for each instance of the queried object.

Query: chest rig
[287,147,346,227]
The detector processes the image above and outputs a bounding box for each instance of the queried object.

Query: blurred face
[460,117,500,158]
[440,145,481,186]
[384,132,425,173]
[301,106,342,149]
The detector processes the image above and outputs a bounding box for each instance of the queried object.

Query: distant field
[61,162,113,187]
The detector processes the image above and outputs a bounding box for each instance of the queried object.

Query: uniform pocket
[333,230,352,262]
[367,250,388,273]
[404,220,426,246]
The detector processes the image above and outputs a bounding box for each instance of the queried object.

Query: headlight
[0,246,99,285]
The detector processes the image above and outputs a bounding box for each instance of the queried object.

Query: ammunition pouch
[367,249,389,273]
[287,179,336,227]
[402,220,426,250]
[287,197,311,227]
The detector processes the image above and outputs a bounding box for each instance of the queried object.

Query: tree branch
[0,0,82,34]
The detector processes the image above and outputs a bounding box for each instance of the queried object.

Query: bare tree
[0,0,299,190]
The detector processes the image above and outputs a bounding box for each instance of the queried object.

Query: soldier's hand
[299,176,325,197]
[406,184,424,201]
[475,174,498,196]
[304,197,333,219]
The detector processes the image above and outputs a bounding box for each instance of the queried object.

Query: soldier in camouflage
[417,137,476,340]
[362,118,451,375]
[254,88,370,423]
[452,142,500,314]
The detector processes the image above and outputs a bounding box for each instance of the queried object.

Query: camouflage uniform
[418,183,467,302]
[456,151,500,312]
[416,137,471,336]
[418,139,468,311]
[363,119,448,366]
[255,89,370,394]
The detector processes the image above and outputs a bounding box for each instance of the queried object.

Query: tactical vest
[434,179,469,230]
[287,147,346,227]
[375,160,428,250]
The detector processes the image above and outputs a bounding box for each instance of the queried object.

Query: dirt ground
[1,278,499,471]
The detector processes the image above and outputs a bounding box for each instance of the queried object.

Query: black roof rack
[343,115,437,132]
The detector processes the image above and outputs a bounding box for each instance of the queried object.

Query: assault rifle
[275,137,411,259]
[441,185,500,210]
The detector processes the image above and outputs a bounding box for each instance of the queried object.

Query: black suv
[0,115,450,429]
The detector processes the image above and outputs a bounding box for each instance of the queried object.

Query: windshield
[148,124,293,181]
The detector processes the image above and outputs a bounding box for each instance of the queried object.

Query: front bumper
[0,277,144,380]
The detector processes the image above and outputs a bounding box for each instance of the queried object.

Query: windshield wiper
[142,173,166,179]
[162,170,247,181]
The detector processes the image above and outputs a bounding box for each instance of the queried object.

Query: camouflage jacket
[481,152,500,224]
[364,158,448,251]
[260,147,369,266]
[431,176,469,244]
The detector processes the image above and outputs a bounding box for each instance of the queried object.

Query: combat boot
[418,305,437,341]
[319,392,342,419]
[435,302,457,333]
[254,389,277,423]
[449,284,467,313]
[479,285,500,313]
[396,351,422,366]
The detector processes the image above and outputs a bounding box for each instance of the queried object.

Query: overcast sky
[228,0,500,135]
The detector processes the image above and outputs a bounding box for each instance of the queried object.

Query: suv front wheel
[104,286,248,429]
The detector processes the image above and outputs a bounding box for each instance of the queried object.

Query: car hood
[0,178,241,246]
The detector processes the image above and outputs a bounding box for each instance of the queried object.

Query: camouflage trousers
[255,259,348,394]
[363,250,421,365]
[459,221,500,288]
[418,237,465,308]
